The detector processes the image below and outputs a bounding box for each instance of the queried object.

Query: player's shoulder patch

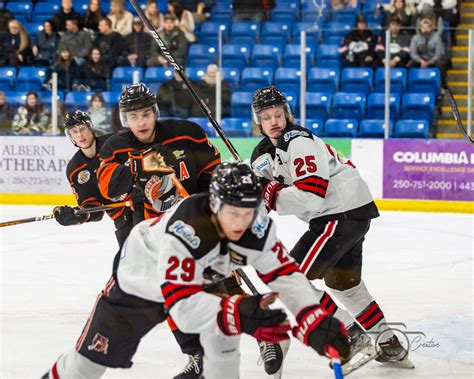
[251,137,275,164]
[277,125,313,151]
[165,194,219,259]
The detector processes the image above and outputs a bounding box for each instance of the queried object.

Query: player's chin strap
[445,89,474,144]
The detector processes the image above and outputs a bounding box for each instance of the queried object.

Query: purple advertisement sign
[383,139,474,201]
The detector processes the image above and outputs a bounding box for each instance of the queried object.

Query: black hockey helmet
[251,85,292,124]
[209,162,262,213]
[119,83,159,127]
[64,110,95,146]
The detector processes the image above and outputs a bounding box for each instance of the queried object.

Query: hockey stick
[129,0,241,161]
[445,89,474,144]
[0,201,132,228]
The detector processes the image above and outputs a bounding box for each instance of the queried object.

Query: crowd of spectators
[0,0,462,135]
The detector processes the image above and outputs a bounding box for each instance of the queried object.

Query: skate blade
[342,348,379,376]
[380,357,415,369]
[272,339,291,379]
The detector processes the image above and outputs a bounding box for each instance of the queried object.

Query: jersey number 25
[294,156,317,177]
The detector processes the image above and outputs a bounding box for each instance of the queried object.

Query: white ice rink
[1,205,473,378]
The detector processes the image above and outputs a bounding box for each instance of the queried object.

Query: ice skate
[173,352,203,379]
[258,339,290,378]
[376,335,415,369]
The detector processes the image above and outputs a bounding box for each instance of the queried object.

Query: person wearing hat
[376,16,412,68]
[119,17,152,67]
[147,14,188,67]
[339,15,378,67]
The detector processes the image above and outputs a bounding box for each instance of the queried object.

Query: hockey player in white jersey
[42,162,350,379]
[250,86,414,369]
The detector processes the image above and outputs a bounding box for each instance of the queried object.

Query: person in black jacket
[119,17,152,67]
[80,47,110,90]
[375,16,412,67]
[94,17,124,68]
[49,47,80,91]
[83,0,106,34]
[52,0,83,32]
[156,72,195,118]
[32,20,61,66]
[0,19,33,67]
[339,15,377,67]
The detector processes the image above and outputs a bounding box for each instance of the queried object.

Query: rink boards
[0,136,473,213]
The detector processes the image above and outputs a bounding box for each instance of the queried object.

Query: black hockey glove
[217,293,291,343]
[131,185,145,225]
[293,305,350,360]
[149,143,178,170]
[53,206,88,226]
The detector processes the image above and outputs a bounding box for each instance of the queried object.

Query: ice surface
[1,206,472,378]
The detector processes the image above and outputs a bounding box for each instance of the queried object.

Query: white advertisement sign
[0,136,75,194]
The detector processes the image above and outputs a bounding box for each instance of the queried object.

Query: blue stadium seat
[101,92,121,107]
[283,44,316,68]
[210,9,233,23]
[261,22,291,46]
[34,2,60,15]
[16,67,47,91]
[23,22,44,37]
[292,21,322,45]
[341,68,373,94]
[358,119,391,138]
[5,92,28,109]
[230,22,260,45]
[331,10,357,23]
[40,91,65,110]
[284,92,299,115]
[231,92,254,118]
[408,68,441,97]
[187,44,218,67]
[6,2,33,16]
[221,118,252,137]
[111,67,144,91]
[240,67,274,91]
[374,68,407,94]
[187,117,217,137]
[271,8,298,22]
[367,93,400,121]
[144,67,174,87]
[251,44,283,69]
[31,14,52,23]
[308,68,339,93]
[316,44,341,68]
[186,67,206,81]
[65,92,93,111]
[305,92,332,121]
[222,44,251,69]
[274,68,302,93]
[301,118,325,136]
[325,119,358,137]
[394,119,430,138]
[401,93,435,124]
[323,22,351,45]
[332,92,366,121]
[221,67,241,92]
[0,67,17,91]
[197,22,230,45]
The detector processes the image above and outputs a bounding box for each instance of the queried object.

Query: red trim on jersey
[294,176,328,198]
[100,148,135,163]
[257,262,301,284]
[103,276,115,297]
[221,295,243,335]
[68,163,88,185]
[51,360,60,379]
[198,157,221,177]
[162,135,208,145]
[300,221,338,274]
[75,293,102,351]
[162,282,203,309]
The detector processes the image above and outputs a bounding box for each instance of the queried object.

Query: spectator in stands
[168,0,197,43]
[339,15,377,67]
[108,0,134,37]
[119,18,152,67]
[147,15,188,67]
[58,18,92,66]
[232,0,274,22]
[181,0,215,23]
[0,91,14,131]
[416,3,444,33]
[83,0,107,34]
[11,91,50,135]
[52,0,82,32]
[192,64,232,117]
[382,0,418,33]
[145,0,165,31]
[49,47,80,91]
[87,93,112,135]
[156,71,194,117]
[408,18,447,88]
[0,8,13,33]
[94,17,124,67]
[0,19,33,67]
[376,16,412,67]
[80,47,110,90]
[32,20,61,67]
[331,0,358,11]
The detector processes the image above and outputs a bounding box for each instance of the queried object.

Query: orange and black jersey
[66,133,121,222]
[97,119,221,219]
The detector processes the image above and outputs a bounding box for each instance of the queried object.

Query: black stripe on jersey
[161,282,203,310]
[294,176,329,198]
[257,262,300,284]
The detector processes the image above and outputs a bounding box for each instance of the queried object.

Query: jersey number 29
[166,256,195,282]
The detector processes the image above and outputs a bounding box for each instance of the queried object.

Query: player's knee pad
[52,350,107,379]
[324,268,362,291]
[200,333,240,379]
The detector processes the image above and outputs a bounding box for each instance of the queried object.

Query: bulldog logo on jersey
[77,170,90,184]
[87,333,109,355]
[168,220,201,249]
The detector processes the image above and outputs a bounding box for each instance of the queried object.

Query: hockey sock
[49,350,107,379]
[330,280,394,342]
[311,284,355,328]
